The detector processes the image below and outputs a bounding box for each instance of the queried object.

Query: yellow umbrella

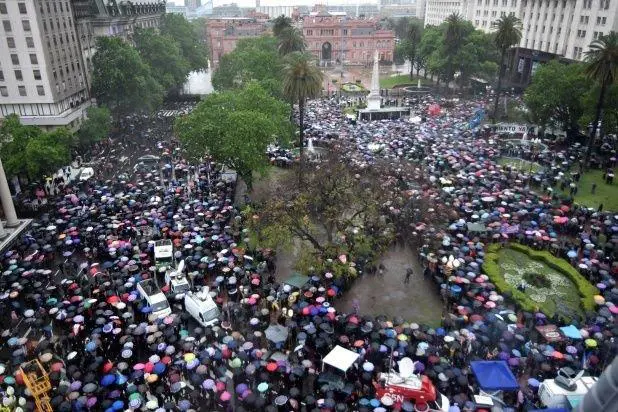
[184,353,196,362]
[585,338,597,348]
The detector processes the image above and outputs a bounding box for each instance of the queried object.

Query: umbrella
[265,324,289,344]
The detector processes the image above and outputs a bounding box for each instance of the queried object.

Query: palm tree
[282,52,324,186]
[278,27,306,55]
[583,31,618,166]
[444,13,466,87]
[491,14,523,120]
[272,15,293,38]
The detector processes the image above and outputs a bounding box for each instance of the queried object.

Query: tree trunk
[298,98,305,189]
[585,77,607,168]
[493,49,506,121]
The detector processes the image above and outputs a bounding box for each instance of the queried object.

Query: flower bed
[484,243,598,321]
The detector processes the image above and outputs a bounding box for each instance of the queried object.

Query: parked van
[136,279,171,318]
[164,259,190,300]
[184,287,220,328]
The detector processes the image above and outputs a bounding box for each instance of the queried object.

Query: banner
[517,57,525,73]
[495,123,528,134]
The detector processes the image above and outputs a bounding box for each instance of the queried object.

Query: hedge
[483,243,598,322]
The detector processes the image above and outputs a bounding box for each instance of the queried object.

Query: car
[133,155,160,173]
[79,167,95,181]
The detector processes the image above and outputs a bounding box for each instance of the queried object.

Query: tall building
[423,0,471,26]
[0,0,90,130]
[72,0,165,83]
[303,12,396,65]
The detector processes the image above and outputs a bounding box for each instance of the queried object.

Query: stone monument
[366,50,381,111]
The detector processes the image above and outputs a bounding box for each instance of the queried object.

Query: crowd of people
[0,97,615,412]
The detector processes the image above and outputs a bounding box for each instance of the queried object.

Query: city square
[0,1,617,412]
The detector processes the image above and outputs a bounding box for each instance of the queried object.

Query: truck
[374,357,450,411]
[136,278,172,318]
[538,368,598,410]
[164,259,191,300]
[184,286,220,328]
[154,239,174,272]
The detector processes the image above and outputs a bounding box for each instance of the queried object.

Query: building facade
[207,18,269,67]
[302,13,396,65]
[0,0,90,130]
[72,0,165,81]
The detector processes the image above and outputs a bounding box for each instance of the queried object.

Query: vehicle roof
[541,377,597,396]
[185,293,217,310]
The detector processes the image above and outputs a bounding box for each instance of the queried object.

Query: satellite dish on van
[398,357,414,378]
[177,260,185,274]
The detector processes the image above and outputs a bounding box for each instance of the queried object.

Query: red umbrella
[107,296,120,304]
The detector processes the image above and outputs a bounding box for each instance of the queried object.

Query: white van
[539,369,598,410]
[154,239,174,271]
[184,287,220,328]
[164,260,190,300]
[137,279,172,318]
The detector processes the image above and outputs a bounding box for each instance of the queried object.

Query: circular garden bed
[484,243,598,321]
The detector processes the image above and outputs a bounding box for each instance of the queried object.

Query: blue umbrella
[101,374,116,387]
[153,362,166,374]
[140,306,152,314]
[112,400,124,411]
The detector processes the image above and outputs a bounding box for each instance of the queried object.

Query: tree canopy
[212,36,284,97]
[159,13,208,71]
[175,83,292,189]
[77,106,111,148]
[524,61,592,134]
[0,115,72,178]
[271,15,293,38]
[91,37,164,120]
[134,28,191,90]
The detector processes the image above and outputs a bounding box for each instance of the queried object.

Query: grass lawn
[498,248,583,319]
[497,157,543,173]
[380,74,431,89]
[558,169,618,212]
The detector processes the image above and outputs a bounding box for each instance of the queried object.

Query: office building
[0,0,90,130]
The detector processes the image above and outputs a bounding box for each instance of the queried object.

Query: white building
[0,0,90,130]
[423,0,617,63]
[519,0,617,60]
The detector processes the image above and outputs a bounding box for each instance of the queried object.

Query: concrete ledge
[0,219,32,253]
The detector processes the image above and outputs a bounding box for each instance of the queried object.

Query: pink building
[207,18,269,68]
[302,12,395,65]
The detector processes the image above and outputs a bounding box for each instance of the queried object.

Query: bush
[523,271,551,288]
[483,243,598,321]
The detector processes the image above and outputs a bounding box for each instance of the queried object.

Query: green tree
[277,27,306,55]
[272,15,293,38]
[159,13,208,71]
[25,128,72,178]
[581,83,618,138]
[417,25,442,78]
[212,36,284,97]
[134,28,191,90]
[491,14,523,119]
[0,115,72,178]
[77,106,112,148]
[91,37,164,120]
[456,30,499,86]
[282,52,324,186]
[442,14,474,86]
[524,61,591,135]
[583,31,618,166]
[175,83,291,189]
[399,20,424,78]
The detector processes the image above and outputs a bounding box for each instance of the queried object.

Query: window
[18,2,26,14]
[0,3,6,14]
[18,86,26,96]
[33,69,41,80]
[0,70,3,81]
[0,86,7,97]
[601,16,607,24]
[580,15,589,24]
[6,37,14,48]
[36,85,44,96]
[10,54,19,65]
[14,70,22,81]
[577,29,587,37]
[29,54,37,64]
[3,20,11,32]
[22,20,30,32]
[26,37,34,48]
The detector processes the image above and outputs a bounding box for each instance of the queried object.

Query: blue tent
[470,361,519,391]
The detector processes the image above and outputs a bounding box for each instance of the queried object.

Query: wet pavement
[336,244,444,326]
